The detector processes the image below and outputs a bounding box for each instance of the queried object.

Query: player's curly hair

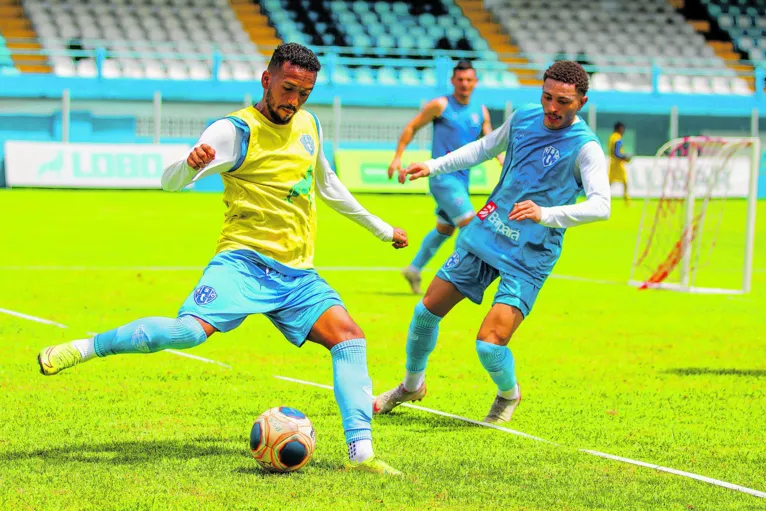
[543,61,589,96]
[268,43,321,73]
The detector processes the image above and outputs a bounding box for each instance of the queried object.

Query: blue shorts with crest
[179,250,344,346]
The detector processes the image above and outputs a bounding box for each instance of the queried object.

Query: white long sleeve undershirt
[425,115,611,229]
[161,117,394,242]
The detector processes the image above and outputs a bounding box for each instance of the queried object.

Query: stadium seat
[23,0,267,79]
[485,0,740,93]
[257,0,515,87]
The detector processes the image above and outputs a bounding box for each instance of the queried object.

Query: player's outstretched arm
[160,119,241,192]
[315,123,408,249]
[398,115,512,184]
[387,98,447,179]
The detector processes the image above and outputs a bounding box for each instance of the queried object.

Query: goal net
[630,136,760,294]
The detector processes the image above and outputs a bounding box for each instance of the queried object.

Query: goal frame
[629,136,760,295]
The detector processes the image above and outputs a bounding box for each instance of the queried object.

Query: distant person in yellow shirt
[36,43,407,476]
[608,122,631,204]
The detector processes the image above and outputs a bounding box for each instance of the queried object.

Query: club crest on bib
[300,134,315,156]
[194,285,218,305]
[542,145,560,167]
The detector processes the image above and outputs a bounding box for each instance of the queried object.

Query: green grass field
[0,189,764,511]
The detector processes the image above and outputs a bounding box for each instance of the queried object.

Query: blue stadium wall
[2,75,766,196]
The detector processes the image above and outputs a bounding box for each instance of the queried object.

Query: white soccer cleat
[483,387,521,424]
[373,382,427,414]
[401,267,422,294]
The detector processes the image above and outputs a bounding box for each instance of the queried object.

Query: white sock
[71,338,97,362]
[406,264,421,275]
[348,439,373,463]
[403,371,425,392]
[498,384,520,400]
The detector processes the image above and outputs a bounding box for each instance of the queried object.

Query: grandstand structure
[0,0,759,94]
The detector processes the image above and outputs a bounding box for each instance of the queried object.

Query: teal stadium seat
[259,0,514,87]
[377,67,399,85]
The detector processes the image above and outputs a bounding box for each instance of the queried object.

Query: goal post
[630,136,760,294]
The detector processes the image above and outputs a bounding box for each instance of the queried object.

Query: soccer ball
[250,406,316,473]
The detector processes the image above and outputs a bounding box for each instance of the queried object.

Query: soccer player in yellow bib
[36,43,408,476]
[608,122,631,204]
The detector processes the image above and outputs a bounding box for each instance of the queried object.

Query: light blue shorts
[429,173,474,227]
[435,247,541,318]
[178,250,344,346]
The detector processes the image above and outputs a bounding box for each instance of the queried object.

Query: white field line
[274,375,766,500]
[273,375,555,445]
[2,265,764,277]
[0,265,630,286]
[162,349,231,368]
[581,450,766,499]
[5,306,766,498]
[0,307,68,329]
[0,309,231,369]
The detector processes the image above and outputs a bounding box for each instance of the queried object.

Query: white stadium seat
[23,0,267,80]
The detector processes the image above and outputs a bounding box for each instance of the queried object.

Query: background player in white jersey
[387,60,503,294]
[374,61,611,423]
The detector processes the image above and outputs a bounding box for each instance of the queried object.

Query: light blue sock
[405,301,442,374]
[331,339,372,444]
[411,229,451,270]
[94,315,208,357]
[476,340,517,392]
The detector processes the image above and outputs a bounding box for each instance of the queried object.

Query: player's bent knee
[340,321,365,342]
[477,329,511,347]
[330,316,365,343]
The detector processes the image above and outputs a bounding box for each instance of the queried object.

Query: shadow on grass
[665,368,766,377]
[0,436,250,465]
[233,457,341,476]
[373,408,479,431]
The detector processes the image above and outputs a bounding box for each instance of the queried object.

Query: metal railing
[1,38,764,92]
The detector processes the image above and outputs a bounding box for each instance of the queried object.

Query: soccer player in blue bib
[374,61,611,423]
[36,44,407,475]
[387,60,502,294]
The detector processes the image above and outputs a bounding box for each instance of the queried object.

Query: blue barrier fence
[2,44,766,195]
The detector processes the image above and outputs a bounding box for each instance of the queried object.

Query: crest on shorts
[444,252,461,269]
[193,285,218,305]
[542,145,560,167]
[300,134,315,156]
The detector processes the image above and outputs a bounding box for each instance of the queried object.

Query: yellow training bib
[215,106,320,270]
